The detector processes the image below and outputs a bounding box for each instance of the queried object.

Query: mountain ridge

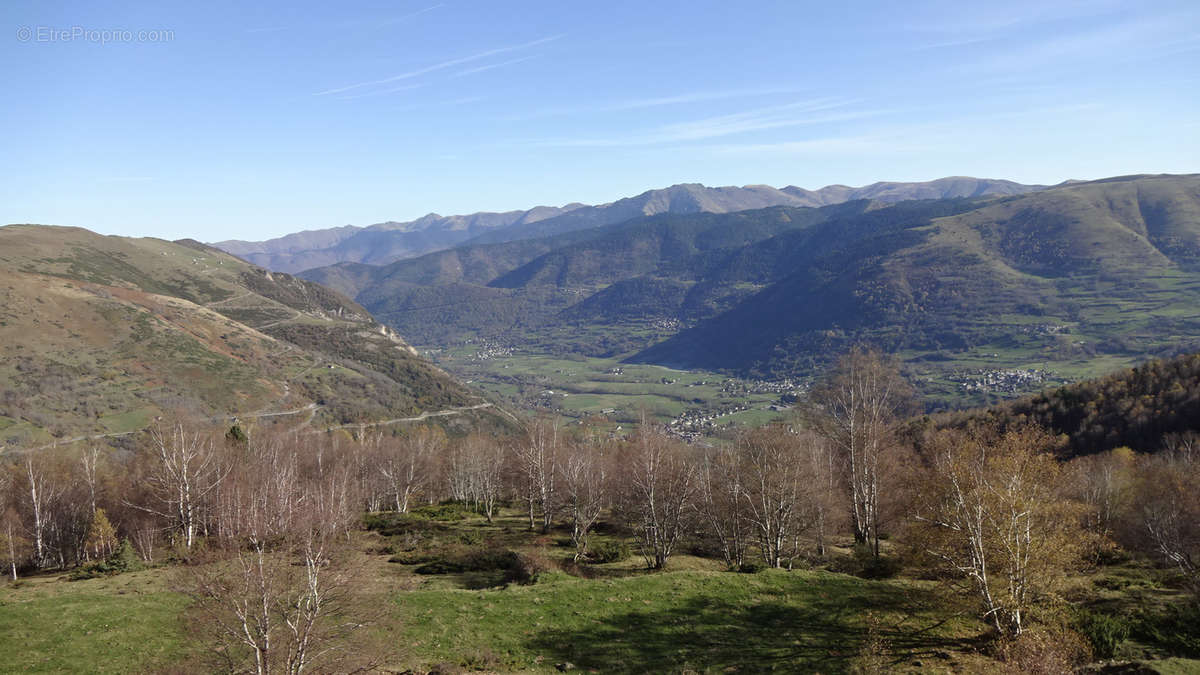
[214,177,1046,273]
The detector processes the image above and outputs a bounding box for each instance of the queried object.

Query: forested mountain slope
[297,173,1200,408]
[927,349,1200,457]
[635,174,1200,376]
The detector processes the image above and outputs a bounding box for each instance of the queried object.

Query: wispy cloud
[658,99,861,142]
[334,83,426,101]
[451,55,537,78]
[955,9,1200,75]
[708,135,921,155]
[315,34,564,96]
[378,4,445,26]
[512,87,804,121]
[904,0,1125,42]
[528,98,889,148]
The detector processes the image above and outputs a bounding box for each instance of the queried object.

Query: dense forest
[937,350,1200,456]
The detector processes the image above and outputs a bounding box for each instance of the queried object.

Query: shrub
[69,539,144,580]
[412,546,543,585]
[1074,609,1130,659]
[1133,603,1200,657]
[990,626,1092,675]
[737,560,765,574]
[459,647,500,671]
[457,529,484,546]
[507,552,551,585]
[411,502,474,521]
[852,545,902,579]
[589,540,630,564]
[106,539,143,573]
[362,512,415,536]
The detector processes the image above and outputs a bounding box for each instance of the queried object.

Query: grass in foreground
[0,569,190,673]
[397,567,981,673]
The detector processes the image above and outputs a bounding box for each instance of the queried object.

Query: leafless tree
[739,426,826,568]
[558,435,608,560]
[79,446,101,517]
[1130,448,1200,595]
[137,424,226,550]
[23,454,63,567]
[1065,447,1136,544]
[807,346,914,557]
[512,417,561,532]
[185,432,372,674]
[805,429,841,557]
[0,471,27,580]
[1161,432,1198,463]
[380,429,442,513]
[0,506,25,581]
[619,426,698,570]
[450,434,505,522]
[696,445,751,569]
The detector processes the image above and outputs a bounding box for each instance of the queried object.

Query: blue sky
[2,0,1198,241]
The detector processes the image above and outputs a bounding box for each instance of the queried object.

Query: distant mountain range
[214,177,1045,273]
[296,173,1200,407]
[0,225,507,448]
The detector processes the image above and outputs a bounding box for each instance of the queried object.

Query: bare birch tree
[452,434,505,521]
[23,454,62,568]
[695,445,751,569]
[186,432,371,674]
[140,424,225,550]
[1130,447,1200,595]
[558,436,608,560]
[379,428,442,513]
[619,426,698,570]
[739,426,823,569]
[512,417,561,532]
[0,471,27,580]
[808,346,914,557]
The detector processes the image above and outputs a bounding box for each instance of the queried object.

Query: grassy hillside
[0,225,499,447]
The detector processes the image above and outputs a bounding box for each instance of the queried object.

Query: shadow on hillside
[524,581,979,673]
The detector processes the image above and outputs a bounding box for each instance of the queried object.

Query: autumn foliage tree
[911,425,1086,636]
